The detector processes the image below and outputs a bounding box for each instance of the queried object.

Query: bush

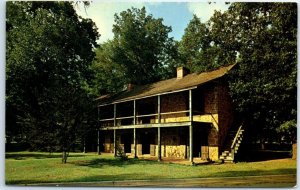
[115,144,128,161]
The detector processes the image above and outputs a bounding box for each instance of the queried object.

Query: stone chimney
[127,83,135,91]
[177,67,190,79]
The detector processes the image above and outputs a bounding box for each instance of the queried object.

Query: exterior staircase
[220,124,244,163]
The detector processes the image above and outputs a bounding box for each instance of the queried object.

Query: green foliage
[115,144,128,161]
[277,120,297,143]
[111,7,177,85]
[179,3,297,139]
[6,1,99,162]
[225,3,297,136]
[90,41,127,95]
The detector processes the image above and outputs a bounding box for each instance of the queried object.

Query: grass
[5,151,296,185]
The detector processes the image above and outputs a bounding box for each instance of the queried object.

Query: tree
[90,41,127,95]
[178,15,210,72]
[224,3,297,143]
[180,3,297,144]
[6,1,99,163]
[111,7,177,85]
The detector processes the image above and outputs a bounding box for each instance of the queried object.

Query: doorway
[122,133,132,153]
[141,131,155,154]
[193,125,209,159]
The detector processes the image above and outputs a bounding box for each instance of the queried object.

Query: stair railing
[230,123,243,161]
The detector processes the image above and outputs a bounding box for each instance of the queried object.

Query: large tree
[180,3,297,144]
[6,1,99,163]
[90,40,127,95]
[111,7,178,86]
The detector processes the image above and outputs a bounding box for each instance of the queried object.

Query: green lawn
[6,152,296,185]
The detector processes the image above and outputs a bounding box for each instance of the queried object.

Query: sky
[75,2,230,43]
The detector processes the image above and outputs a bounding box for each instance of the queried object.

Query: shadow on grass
[72,158,161,168]
[5,153,86,160]
[237,150,291,162]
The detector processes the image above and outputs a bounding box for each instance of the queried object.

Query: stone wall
[202,85,218,114]
[161,92,188,120]
[217,81,234,148]
[103,133,114,153]
[101,80,233,162]
[194,84,219,161]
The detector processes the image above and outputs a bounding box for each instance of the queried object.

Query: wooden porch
[97,89,219,163]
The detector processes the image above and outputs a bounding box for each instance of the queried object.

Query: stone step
[224,156,233,160]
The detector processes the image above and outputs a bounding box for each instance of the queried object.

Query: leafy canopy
[6,1,99,162]
[111,7,177,85]
[179,3,297,139]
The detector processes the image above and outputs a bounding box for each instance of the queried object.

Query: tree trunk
[62,151,68,164]
[260,137,265,150]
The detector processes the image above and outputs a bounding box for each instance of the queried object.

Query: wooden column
[97,130,100,155]
[113,104,117,127]
[133,100,137,158]
[158,95,161,123]
[157,95,161,161]
[133,100,136,125]
[134,128,137,158]
[97,106,101,155]
[189,90,193,122]
[189,90,193,163]
[113,129,116,157]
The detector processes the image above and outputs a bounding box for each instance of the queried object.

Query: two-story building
[96,64,241,162]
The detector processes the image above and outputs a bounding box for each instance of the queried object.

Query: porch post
[134,128,137,158]
[157,95,161,161]
[97,130,101,155]
[113,103,117,126]
[133,100,136,125]
[189,89,193,163]
[113,129,117,157]
[133,100,137,158]
[97,106,101,155]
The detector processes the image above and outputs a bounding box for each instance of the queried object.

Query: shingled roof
[97,64,235,105]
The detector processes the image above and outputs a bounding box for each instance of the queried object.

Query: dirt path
[27,174,296,187]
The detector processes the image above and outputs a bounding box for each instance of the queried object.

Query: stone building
[96,64,239,162]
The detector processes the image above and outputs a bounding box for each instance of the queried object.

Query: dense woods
[178,3,297,146]
[6,2,296,162]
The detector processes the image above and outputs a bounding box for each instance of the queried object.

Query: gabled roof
[97,64,235,105]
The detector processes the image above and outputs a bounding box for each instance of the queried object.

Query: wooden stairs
[219,124,244,163]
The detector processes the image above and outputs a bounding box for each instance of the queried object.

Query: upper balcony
[96,64,235,130]
[98,90,218,130]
